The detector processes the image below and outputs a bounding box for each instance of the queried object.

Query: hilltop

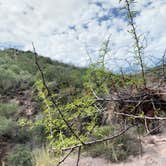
[0,48,86,94]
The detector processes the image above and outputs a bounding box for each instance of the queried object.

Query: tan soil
[63,128,166,166]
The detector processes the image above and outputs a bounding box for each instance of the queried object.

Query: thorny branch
[32,43,85,145]
[125,0,146,88]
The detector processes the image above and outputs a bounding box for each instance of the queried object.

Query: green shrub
[32,123,46,145]
[15,128,32,143]
[87,126,139,162]
[0,116,17,137]
[92,126,114,139]
[10,64,21,74]
[7,144,33,166]
[0,103,18,118]
[0,68,19,92]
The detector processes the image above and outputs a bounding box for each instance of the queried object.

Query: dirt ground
[63,127,166,166]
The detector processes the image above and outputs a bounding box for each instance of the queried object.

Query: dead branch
[76,147,81,166]
[56,149,74,166]
[114,112,166,120]
[61,125,133,151]
[96,97,150,103]
[136,125,143,157]
[95,95,166,105]
[143,123,162,136]
[162,49,166,80]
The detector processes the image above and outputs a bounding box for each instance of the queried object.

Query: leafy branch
[32,43,85,145]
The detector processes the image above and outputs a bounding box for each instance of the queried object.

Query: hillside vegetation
[0,49,88,165]
[0,49,86,94]
[0,48,165,166]
[0,2,166,164]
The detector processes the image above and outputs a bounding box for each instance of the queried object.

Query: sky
[0,0,165,71]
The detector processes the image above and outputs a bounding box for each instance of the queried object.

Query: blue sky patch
[94,2,103,8]
[82,23,89,29]
[0,0,165,69]
[68,25,77,31]
[98,15,110,24]
[108,7,127,20]
[97,7,127,25]
[0,42,24,50]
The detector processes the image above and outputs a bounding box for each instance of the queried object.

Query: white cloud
[0,0,165,70]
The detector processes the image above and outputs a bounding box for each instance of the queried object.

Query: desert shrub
[7,144,33,166]
[31,123,46,146]
[87,126,139,162]
[19,70,32,81]
[16,60,36,75]
[18,70,34,89]
[0,116,17,137]
[15,128,32,143]
[16,117,46,145]
[0,68,19,92]
[0,102,18,118]
[92,126,114,139]
[10,64,21,74]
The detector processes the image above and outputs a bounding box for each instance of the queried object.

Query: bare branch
[76,147,81,166]
[114,112,166,120]
[143,123,161,136]
[61,125,133,151]
[162,49,166,80]
[56,149,74,166]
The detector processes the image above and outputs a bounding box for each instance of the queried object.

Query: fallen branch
[61,125,133,151]
[114,112,166,120]
[143,123,162,136]
[56,148,74,166]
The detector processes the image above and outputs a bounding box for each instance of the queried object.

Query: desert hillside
[1,49,166,166]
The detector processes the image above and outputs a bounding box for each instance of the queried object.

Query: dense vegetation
[0,1,165,166]
[0,49,86,94]
[0,48,142,165]
[0,49,89,165]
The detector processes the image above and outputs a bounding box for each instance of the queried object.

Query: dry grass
[32,147,58,166]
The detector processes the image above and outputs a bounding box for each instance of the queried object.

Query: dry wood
[61,126,133,151]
